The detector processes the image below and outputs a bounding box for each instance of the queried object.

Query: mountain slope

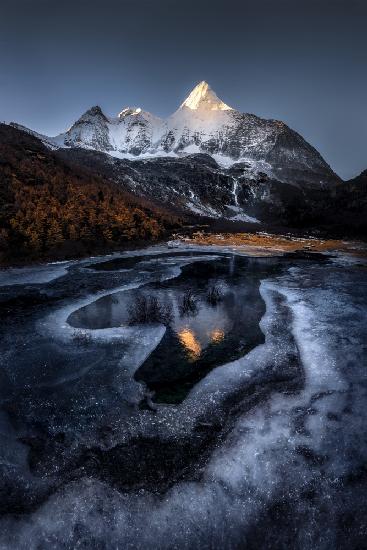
[0,124,180,262]
[56,142,367,236]
[57,148,253,221]
[12,81,340,189]
[56,145,356,232]
[1,122,366,262]
[330,169,367,234]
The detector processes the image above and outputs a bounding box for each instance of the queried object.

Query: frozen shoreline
[0,245,366,548]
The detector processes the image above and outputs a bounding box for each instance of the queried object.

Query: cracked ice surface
[0,248,366,548]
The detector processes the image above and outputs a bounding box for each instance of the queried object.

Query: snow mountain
[8,82,346,224]
[4,120,365,231]
[15,81,339,189]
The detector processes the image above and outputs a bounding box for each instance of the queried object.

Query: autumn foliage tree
[0,124,180,262]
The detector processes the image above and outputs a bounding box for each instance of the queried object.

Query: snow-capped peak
[40,81,338,188]
[179,81,233,111]
[118,107,142,118]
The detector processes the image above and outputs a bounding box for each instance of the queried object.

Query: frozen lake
[0,245,366,548]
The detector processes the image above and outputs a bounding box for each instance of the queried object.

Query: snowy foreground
[0,244,366,549]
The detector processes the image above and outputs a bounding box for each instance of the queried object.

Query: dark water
[69,256,283,403]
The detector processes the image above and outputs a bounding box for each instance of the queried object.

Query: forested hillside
[0,125,181,263]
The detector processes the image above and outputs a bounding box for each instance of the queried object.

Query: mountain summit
[12,81,340,188]
[179,81,233,111]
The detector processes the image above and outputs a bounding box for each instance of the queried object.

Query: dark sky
[0,0,366,179]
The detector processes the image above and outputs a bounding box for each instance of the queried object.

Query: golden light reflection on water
[177,326,226,361]
[177,328,201,361]
[209,329,225,344]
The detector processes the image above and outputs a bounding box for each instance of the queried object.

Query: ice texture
[0,248,366,548]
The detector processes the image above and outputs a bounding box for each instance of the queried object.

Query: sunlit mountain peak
[179,80,233,111]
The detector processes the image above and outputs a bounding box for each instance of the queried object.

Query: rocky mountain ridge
[11,81,340,191]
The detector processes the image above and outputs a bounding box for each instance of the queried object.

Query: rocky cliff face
[57,149,246,220]
[16,81,339,189]
[57,147,350,229]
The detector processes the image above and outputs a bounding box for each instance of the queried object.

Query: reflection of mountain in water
[134,256,278,403]
[68,255,284,403]
[177,328,201,361]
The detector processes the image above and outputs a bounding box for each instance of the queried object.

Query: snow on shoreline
[0,263,73,286]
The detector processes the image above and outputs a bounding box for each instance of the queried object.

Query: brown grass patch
[182,232,367,257]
